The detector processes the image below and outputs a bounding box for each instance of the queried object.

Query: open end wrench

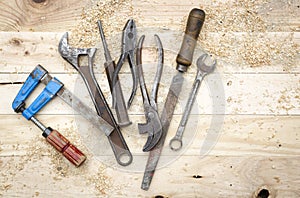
[58,32,132,166]
[169,53,216,151]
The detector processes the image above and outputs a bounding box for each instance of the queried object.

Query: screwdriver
[20,105,86,167]
[141,8,205,190]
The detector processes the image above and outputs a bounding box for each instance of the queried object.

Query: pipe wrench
[136,35,164,152]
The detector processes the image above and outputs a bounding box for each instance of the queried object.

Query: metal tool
[12,67,86,166]
[136,35,164,152]
[112,19,138,108]
[169,54,217,151]
[97,20,132,127]
[141,8,206,190]
[25,65,113,136]
[58,33,133,166]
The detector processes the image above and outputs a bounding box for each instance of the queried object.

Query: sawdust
[204,0,268,33]
[199,0,299,68]
[70,0,136,47]
[0,125,112,196]
[69,0,298,69]
[86,164,112,196]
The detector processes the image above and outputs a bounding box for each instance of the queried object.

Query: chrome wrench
[169,53,217,151]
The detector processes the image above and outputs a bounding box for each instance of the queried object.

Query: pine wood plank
[0,0,299,32]
[0,32,299,73]
[0,0,299,197]
[0,0,87,32]
[0,155,299,197]
[1,73,299,115]
[1,114,299,157]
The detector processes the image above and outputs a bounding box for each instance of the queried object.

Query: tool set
[12,7,216,190]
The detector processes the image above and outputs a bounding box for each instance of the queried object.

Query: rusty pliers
[112,19,138,108]
[136,35,164,152]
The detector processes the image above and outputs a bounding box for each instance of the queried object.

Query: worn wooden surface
[0,0,299,197]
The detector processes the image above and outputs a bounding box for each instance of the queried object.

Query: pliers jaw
[112,19,138,109]
[122,19,137,54]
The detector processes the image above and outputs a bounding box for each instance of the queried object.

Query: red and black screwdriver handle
[31,115,86,167]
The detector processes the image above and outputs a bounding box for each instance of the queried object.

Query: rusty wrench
[169,53,217,151]
[58,32,132,166]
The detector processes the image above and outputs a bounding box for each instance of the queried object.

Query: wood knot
[154,195,166,198]
[9,38,23,46]
[253,185,276,198]
[32,0,46,3]
[193,175,203,179]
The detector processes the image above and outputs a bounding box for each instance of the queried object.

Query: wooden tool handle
[45,129,86,167]
[176,8,205,72]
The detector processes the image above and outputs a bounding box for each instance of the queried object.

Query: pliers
[136,34,164,152]
[112,19,138,108]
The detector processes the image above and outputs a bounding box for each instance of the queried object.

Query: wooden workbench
[0,0,299,197]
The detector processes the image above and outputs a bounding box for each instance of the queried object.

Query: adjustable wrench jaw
[58,32,96,69]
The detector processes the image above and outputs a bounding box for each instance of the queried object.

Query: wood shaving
[203,1,268,33]
[70,0,136,47]
[199,0,299,68]
[86,164,111,196]
[68,0,298,69]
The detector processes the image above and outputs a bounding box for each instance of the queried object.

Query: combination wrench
[169,53,217,151]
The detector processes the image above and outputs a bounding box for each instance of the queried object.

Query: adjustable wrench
[58,33,132,166]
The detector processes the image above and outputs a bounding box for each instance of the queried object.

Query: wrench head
[196,53,217,74]
[58,32,96,69]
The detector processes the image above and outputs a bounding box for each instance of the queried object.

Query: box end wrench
[58,32,132,166]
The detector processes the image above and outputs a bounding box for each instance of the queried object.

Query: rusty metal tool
[58,33,133,166]
[12,69,86,167]
[29,65,113,136]
[169,54,217,151]
[136,34,164,152]
[141,8,206,190]
[97,20,132,127]
[112,19,138,108]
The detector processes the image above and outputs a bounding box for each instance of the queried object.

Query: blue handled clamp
[12,65,63,119]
